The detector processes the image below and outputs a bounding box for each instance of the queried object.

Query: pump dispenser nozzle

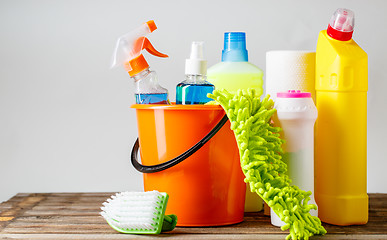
[185,42,207,75]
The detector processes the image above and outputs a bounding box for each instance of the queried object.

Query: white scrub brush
[100,191,177,234]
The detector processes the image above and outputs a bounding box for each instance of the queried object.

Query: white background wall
[1,0,386,203]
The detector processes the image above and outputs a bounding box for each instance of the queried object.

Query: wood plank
[3,216,105,224]
[0,233,290,240]
[0,193,46,230]
[1,234,387,240]
[0,193,386,239]
[2,213,386,235]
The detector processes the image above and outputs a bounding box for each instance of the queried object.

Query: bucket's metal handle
[131,114,229,173]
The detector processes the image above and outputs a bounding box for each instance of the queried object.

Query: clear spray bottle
[111,20,170,104]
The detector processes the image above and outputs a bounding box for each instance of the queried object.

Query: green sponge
[208,88,326,240]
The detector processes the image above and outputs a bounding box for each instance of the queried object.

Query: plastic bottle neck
[132,68,151,82]
[185,74,207,83]
[222,50,248,62]
[327,25,353,41]
[221,32,248,62]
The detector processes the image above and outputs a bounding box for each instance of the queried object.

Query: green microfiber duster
[208,88,326,240]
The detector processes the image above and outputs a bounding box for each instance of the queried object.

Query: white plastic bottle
[271,90,318,227]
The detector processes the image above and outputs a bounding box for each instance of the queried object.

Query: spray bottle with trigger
[111,20,170,104]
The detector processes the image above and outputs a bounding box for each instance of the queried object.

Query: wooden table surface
[0,193,386,239]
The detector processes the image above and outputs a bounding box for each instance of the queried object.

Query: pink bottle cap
[277,90,311,98]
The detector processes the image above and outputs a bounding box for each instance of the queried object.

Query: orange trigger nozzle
[146,20,157,32]
[142,38,168,58]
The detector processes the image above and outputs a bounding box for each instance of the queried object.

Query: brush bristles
[100,191,164,231]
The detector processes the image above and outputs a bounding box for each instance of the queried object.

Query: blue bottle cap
[221,32,248,62]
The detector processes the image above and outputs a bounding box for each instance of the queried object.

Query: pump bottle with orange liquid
[315,8,368,225]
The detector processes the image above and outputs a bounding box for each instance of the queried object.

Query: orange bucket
[131,103,246,226]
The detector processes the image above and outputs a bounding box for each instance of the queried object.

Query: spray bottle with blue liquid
[176,42,214,104]
[111,20,170,104]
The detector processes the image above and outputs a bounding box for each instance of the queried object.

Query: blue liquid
[176,83,214,104]
[135,93,169,104]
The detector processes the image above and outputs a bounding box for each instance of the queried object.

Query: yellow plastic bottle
[315,8,368,225]
[208,32,264,212]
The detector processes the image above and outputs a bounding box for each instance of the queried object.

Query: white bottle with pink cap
[271,90,318,227]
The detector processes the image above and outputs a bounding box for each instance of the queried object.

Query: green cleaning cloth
[208,88,326,240]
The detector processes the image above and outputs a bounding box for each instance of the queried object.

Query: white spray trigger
[110,21,155,70]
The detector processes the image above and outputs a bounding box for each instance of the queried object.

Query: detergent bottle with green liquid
[315,8,368,225]
[207,32,264,212]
